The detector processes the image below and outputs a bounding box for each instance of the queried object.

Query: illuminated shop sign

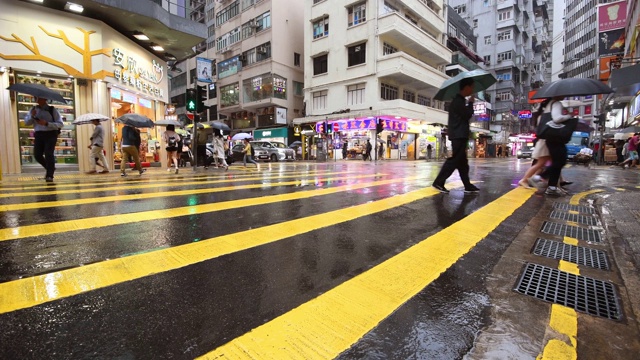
[518,110,532,119]
[112,48,165,98]
[315,119,407,133]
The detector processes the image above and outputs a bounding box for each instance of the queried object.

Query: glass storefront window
[16,73,77,167]
[242,73,286,103]
[220,83,240,107]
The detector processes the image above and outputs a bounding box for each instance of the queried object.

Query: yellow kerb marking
[537,339,577,360]
[549,305,578,348]
[0,182,462,314]
[563,237,579,246]
[569,189,603,206]
[568,210,579,215]
[196,188,533,359]
[558,260,580,275]
[0,176,418,242]
[565,221,579,227]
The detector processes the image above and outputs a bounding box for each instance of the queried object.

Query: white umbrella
[232,132,252,140]
[73,113,110,125]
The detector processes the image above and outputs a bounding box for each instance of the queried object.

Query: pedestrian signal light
[327,122,333,134]
[196,85,207,113]
[185,89,197,112]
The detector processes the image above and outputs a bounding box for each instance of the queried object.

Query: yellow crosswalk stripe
[0,176,421,242]
[0,174,382,212]
[0,181,462,314]
[197,188,534,359]
[0,171,355,198]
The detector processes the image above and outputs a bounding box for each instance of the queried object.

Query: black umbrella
[575,120,595,133]
[6,83,67,103]
[434,69,497,101]
[204,121,231,131]
[531,78,613,99]
[116,113,154,128]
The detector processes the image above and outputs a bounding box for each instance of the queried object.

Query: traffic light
[327,122,333,134]
[196,85,207,113]
[185,88,197,112]
[376,119,384,133]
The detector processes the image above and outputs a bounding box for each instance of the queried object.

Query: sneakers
[464,185,480,193]
[559,181,573,186]
[121,173,127,177]
[139,169,146,175]
[45,177,54,182]
[544,187,565,196]
[167,168,172,172]
[175,168,179,174]
[432,183,449,193]
[99,170,109,174]
[85,170,97,174]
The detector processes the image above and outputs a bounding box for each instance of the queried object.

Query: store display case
[16,74,77,165]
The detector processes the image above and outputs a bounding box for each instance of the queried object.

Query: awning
[610,63,640,97]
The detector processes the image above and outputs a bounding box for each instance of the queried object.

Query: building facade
[295,0,451,161]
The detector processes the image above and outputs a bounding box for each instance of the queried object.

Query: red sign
[186,113,194,120]
[333,122,339,132]
[598,1,627,32]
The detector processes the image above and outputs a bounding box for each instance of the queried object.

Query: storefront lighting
[150,43,164,51]
[30,0,44,3]
[0,66,7,73]
[65,2,84,13]
[395,116,401,119]
[133,31,150,41]
[164,53,177,61]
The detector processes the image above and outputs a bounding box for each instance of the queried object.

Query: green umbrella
[434,69,497,101]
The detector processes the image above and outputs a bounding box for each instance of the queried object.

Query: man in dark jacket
[120,125,145,177]
[432,78,479,194]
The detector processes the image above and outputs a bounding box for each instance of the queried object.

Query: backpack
[46,106,62,135]
[167,135,177,147]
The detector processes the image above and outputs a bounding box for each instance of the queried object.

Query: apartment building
[295,0,451,160]
[211,0,305,132]
[449,0,551,134]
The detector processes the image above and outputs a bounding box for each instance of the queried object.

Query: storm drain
[533,238,609,270]
[550,210,597,226]
[553,202,594,214]
[541,221,602,243]
[514,263,621,320]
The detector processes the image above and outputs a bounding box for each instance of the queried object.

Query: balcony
[378,13,450,66]
[377,52,448,92]
[449,53,481,71]
[378,99,448,125]
[411,0,445,33]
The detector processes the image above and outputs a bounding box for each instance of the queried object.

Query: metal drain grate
[533,238,609,270]
[550,210,597,226]
[553,202,594,214]
[514,263,621,320]
[541,221,602,243]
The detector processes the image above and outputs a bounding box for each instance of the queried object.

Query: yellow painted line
[569,189,603,205]
[197,188,534,359]
[0,176,422,242]
[0,171,355,198]
[563,237,579,246]
[537,305,578,360]
[614,187,625,191]
[0,181,462,314]
[565,221,580,227]
[568,210,579,215]
[558,260,580,275]
[0,174,382,212]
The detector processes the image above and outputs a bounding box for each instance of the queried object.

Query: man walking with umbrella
[24,97,64,182]
[432,78,480,193]
[87,119,109,174]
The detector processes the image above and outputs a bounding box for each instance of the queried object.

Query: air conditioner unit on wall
[248,20,257,28]
[256,46,267,54]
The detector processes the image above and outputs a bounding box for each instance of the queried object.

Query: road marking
[0,176,421,242]
[569,189,602,205]
[563,237,579,246]
[0,171,354,198]
[0,174,382,212]
[558,260,580,275]
[0,181,462,314]
[196,188,534,359]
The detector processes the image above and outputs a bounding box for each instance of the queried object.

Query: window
[484,36,491,44]
[313,0,324,4]
[381,83,398,100]
[313,54,328,75]
[208,83,217,99]
[448,23,457,37]
[216,1,240,27]
[294,52,301,67]
[497,51,512,61]
[383,42,397,55]
[348,2,366,27]
[347,84,365,105]
[382,1,398,14]
[403,90,415,103]
[498,10,512,21]
[347,43,366,66]
[496,73,512,81]
[256,42,271,62]
[242,21,254,39]
[417,95,431,107]
[293,81,304,96]
[453,4,466,14]
[484,55,491,63]
[241,0,254,11]
[497,91,512,101]
[473,19,478,28]
[313,90,328,110]
[313,16,329,39]
[220,83,240,108]
[255,11,271,32]
[497,30,512,41]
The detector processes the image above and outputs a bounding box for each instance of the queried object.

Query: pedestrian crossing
[0,164,536,358]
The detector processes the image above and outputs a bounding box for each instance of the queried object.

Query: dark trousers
[33,131,58,178]
[433,139,471,187]
[540,141,567,187]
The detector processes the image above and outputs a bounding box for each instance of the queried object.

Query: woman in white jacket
[213,134,229,170]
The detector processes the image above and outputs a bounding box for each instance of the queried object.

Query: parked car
[517,146,533,159]
[251,141,296,162]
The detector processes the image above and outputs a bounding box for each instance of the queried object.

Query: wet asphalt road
[0,159,639,359]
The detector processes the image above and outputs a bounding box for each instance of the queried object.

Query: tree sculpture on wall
[0,26,113,79]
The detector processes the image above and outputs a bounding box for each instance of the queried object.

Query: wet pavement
[0,159,639,359]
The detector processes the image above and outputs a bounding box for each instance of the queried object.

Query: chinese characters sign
[598,1,628,32]
[112,48,165,99]
[316,119,407,133]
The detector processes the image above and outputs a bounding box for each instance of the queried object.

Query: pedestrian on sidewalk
[365,140,372,161]
[120,124,145,177]
[426,144,432,160]
[163,124,181,174]
[619,133,639,169]
[24,97,63,182]
[213,133,229,170]
[242,138,259,169]
[86,119,109,174]
[378,142,384,160]
[342,141,348,160]
[432,78,479,194]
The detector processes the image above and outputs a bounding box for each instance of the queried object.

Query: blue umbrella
[116,113,154,128]
[434,69,497,101]
[232,132,252,140]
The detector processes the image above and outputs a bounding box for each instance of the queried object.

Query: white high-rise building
[295,0,451,160]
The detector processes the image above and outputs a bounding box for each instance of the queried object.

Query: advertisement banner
[598,1,628,32]
[217,56,242,79]
[599,28,626,57]
[599,55,621,81]
[196,57,213,83]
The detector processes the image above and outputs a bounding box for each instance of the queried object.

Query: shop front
[253,127,289,144]
[0,0,168,175]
